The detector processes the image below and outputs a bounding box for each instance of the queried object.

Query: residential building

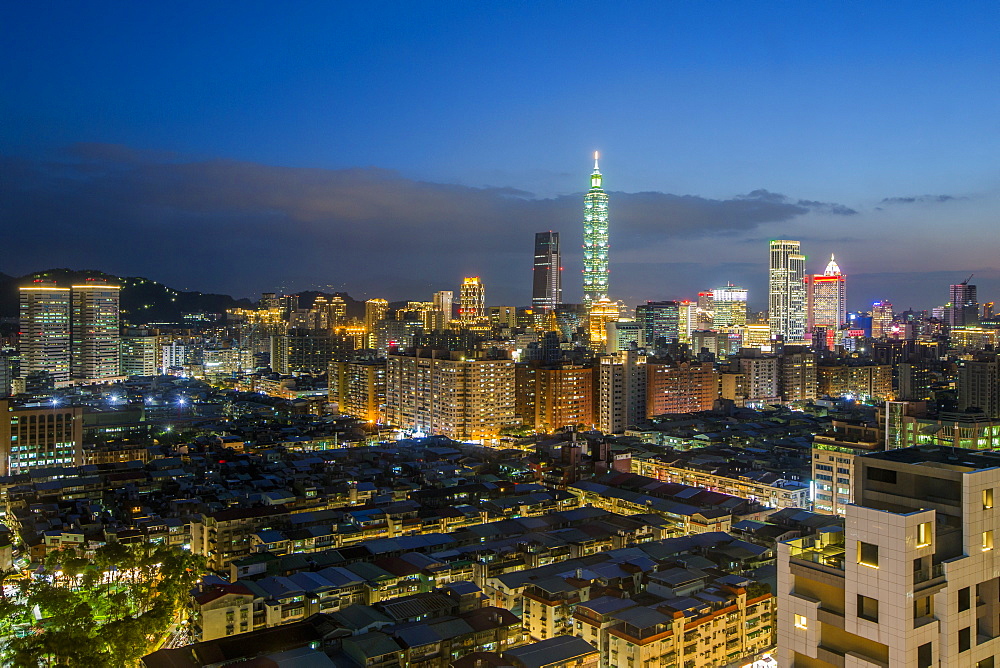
[597,350,647,434]
[646,360,718,416]
[70,279,122,382]
[779,446,1000,667]
[18,281,71,385]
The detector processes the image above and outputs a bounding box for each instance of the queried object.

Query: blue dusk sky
[2,1,999,311]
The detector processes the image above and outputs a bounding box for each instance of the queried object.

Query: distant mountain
[0,268,254,324]
[0,269,370,325]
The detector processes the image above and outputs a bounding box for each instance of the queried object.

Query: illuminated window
[984,531,994,551]
[985,488,994,510]
[916,522,932,547]
[858,541,879,568]
[794,614,808,630]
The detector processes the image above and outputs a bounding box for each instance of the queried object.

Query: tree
[2,542,205,666]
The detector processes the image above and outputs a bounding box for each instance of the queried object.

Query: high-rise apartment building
[70,280,122,382]
[458,277,485,325]
[330,357,387,424]
[646,360,718,416]
[779,446,1000,667]
[635,301,680,346]
[598,350,647,433]
[364,299,389,348]
[582,153,609,309]
[18,281,71,385]
[385,350,516,442]
[532,231,562,314]
[120,335,160,376]
[958,353,1000,418]
[711,284,748,327]
[871,300,893,339]
[769,240,807,343]
[515,363,593,432]
[949,280,979,328]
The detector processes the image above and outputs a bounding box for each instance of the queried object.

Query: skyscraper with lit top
[582,152,609,309]
[805,254,847,348]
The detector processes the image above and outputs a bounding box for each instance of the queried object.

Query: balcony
[913,563,946,591]
[787,533,845,572]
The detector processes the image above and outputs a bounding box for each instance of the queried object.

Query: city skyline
[4,4,1000,310]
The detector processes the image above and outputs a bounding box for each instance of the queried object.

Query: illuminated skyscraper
[71,279,121,382]
[587,297,619,352]
[19,281,71,385]
[805,254,847,348]
[871,300,893,338]
[433,290,453,322]
[769,240,807,343]
[582,152,609,309]
[532,231,562,313]
[364,298,389,348]
[459,277,485,324]
[711,284,748,327]
[949,279,979,327]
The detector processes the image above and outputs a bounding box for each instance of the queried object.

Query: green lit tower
[582,151,609,308]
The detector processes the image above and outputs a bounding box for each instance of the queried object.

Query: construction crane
[962,274,974,285]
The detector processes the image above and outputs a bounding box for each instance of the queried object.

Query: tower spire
[593,151,600,172]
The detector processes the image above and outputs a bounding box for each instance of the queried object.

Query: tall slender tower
[769,240,807,343]
[532,231,562,313]
[582,152,609,309]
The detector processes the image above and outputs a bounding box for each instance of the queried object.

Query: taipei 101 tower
[582,152,609,309]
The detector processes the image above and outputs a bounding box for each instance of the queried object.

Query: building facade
[18,281,71,385]
[769,240,807,344]
[533,231,562,314]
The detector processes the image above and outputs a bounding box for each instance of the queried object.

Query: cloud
[0,144,856,303]
[879,194,959,205]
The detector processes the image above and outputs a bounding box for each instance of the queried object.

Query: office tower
[532,231,562,314]
[19,281,71,385]
[459,277,485,324]
[871,300,893,338]
[598,350,647,433]
[779,446,1000,667]
[677,300,696,344]
[769,240,807,343]
[364,298,389,348]
[696,291,714,329]
[433,290,453,323]
[385,350,516,442]
[984,302,995,321]
[635,301,680,346]
[329,356,387,424]
[949,279,979,327]
[711,283,748,327]
[587,298,619,352]
[489,306,517,329]
[582,152,609,308]
[0,398,83,475]
[805,255,847,349]
[71,279,121,382]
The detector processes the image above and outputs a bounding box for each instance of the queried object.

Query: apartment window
[914,595,933,621]
[916,522,932,547]
[977,657,994,668]
[985,531,994,551]
[794,614,808,630]
[986,488,995,510]
[858,541,879,568]
[959,587,971,612]
[917,643,932,668]
[858,595,879,623]
[959,627,971,653]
